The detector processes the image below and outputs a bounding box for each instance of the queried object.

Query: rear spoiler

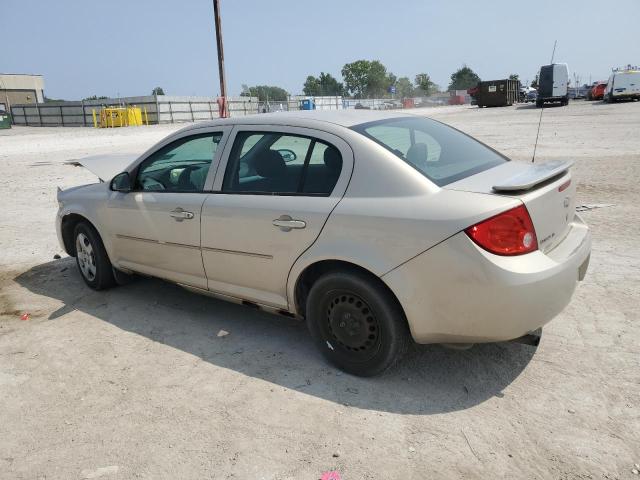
[492,159,573,192]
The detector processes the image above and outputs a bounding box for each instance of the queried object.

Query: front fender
[57,183,112,258]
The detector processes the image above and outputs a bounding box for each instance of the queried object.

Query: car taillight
[465,204,538,256]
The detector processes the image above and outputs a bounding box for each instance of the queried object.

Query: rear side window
[222,131,342,195]
[352,117,505,186]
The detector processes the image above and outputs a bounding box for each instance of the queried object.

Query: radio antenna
[532,40,558,163]
[550,39,557,64]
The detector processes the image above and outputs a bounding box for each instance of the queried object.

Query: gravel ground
[0,101,638,479]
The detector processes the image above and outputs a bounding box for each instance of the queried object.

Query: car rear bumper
[382,213,591,344]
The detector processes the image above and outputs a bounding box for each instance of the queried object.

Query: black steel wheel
[324,290,381,361]
[306,270,410,376]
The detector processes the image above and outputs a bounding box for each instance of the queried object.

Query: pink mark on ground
[320,472,342,480]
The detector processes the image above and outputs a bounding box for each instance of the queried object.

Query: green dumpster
[0,111,11,129]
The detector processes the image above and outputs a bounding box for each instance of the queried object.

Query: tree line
[240,61,485,101]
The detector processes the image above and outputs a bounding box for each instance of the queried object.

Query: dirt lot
[1,101,638,479]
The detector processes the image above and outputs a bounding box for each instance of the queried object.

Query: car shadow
[589,99,639,106]
[15,259,537,415]
[515,102,571,110]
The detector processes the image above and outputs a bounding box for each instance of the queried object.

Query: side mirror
[110,172,132,192]
[277,148,297,162]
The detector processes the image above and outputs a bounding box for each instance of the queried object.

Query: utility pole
[213,0,228,117]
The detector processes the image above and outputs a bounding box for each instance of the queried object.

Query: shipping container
[474,79,520,107]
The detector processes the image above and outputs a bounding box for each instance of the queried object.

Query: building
[0,74,45,112]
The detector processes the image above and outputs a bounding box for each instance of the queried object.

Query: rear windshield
[351,116,506,186]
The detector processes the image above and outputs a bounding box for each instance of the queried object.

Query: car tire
[73,222,116,290]
[306,271,410,377]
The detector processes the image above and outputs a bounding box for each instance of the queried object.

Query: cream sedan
[57,111,591,376]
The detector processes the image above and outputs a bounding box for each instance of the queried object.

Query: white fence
[10,95,260,126]
[10,93,454,127]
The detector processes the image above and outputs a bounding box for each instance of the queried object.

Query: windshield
[352,116,507,186]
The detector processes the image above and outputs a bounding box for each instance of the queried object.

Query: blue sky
[4,0,639,99]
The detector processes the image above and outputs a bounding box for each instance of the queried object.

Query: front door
[107,130,227,288]
[201,126,353,308]
[553,65,568,97]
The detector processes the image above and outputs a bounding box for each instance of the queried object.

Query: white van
[536,63,569,107]
[604,69,640,102]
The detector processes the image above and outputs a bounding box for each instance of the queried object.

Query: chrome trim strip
[116,234,200,250]
[116,234,271,258]
[201,245,273,259]
[164,241,200,250]
[116,234,159,244]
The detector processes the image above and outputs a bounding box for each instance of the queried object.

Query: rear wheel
[306,271,410,376]
[74,222,116,290]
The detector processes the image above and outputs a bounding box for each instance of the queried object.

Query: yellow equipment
[93,105,146,128]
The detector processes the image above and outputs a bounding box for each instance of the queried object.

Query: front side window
[352,117,506,186]
[222,131,342,195]
[136,132,222,192]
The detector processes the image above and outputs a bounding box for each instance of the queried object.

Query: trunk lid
[445,160,576,253]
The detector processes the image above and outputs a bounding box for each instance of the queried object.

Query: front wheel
[306,271,410,376]
[74,222,116,290]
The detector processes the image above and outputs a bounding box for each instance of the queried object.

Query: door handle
[273,214,306,232]
[170,208,194,221]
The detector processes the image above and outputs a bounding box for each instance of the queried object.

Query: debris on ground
[576,203,615,212]
[53,254,61,259]
[19,313,30,321]
[80,465,119,479]
[216,329,229,337]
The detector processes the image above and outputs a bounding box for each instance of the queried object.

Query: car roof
[178,109,417,131]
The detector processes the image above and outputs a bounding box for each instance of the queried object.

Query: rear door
[613,71,640,98]
[553,64,568,97]
[200,125,353,308]
[539,66,554,98]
